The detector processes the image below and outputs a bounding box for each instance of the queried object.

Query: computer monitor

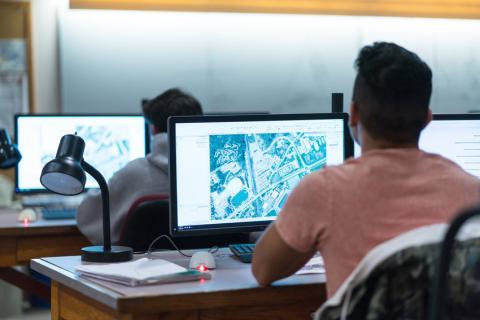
[169,113,353,236]
[420,114,480,178]
[353,114,480,178]
[15,114,150,193]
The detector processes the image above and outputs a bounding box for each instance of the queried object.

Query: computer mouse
[17,208,37,222]
[189,251,216,270]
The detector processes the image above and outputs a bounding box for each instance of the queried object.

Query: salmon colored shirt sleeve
[275,172,333,253]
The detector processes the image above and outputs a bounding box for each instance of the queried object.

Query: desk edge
[30,258,121,310]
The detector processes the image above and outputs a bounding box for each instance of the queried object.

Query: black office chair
[119,194,250,252]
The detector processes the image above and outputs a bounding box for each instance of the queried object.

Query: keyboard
[229,243,255,263]
[41,207,77,220]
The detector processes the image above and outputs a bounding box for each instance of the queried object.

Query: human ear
[349,102,361,145]
[423,108,433,128]
[349,102,359,127]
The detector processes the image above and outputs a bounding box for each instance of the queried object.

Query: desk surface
[0,207,89,301]
[0,208,88,267]
[32,249,327,319]
[0,208,78,236]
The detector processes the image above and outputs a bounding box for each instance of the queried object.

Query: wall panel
[59,10,480,115]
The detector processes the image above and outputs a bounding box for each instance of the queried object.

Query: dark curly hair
[353,42,432,144]
[142,88,203,133]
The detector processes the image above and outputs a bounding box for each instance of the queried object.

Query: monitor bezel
[432,114,480,121]
[168,113,353,237]
[14,113,151,194]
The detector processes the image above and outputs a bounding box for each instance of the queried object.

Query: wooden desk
[31,249,327,320]
[0,208,89,300]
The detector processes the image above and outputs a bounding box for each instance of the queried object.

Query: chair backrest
[315,223,480,320]
[119,194,250,252]
[119,194,169,252]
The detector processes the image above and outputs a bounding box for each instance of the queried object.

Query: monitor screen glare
[172,117,348,234]
[16,115,147,192]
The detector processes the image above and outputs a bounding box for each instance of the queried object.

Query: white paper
[76,258,186,281]
[296,256,325,275]
[0,39,28,133]
[0,39,26,72]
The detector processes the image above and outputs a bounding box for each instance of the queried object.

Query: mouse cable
[144,234,219,259]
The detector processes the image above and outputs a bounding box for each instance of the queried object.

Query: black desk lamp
[0,128,22,169]
[40,134,133,263]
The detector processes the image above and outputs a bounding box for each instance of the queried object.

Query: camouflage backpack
[314,224,480,320]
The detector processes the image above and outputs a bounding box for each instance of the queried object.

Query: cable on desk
[144,234,219,259]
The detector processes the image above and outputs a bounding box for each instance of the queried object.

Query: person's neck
[360,134,419,154]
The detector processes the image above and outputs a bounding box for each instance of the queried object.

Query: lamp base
[81,245,133,263]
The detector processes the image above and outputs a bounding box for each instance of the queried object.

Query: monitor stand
[249,231,263,243]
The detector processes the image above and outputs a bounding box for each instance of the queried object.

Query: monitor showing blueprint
[15,114,149,193]
[169,113,353,236]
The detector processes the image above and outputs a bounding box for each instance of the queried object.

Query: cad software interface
[174,119,346,230]
[353,119,480,177]
[419,120,480,178]
[17,116,147,191]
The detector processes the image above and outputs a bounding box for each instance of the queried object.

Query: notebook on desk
[76,258,211,287]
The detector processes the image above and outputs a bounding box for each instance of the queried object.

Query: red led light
[197,264,207,272]
[23,218,29,227]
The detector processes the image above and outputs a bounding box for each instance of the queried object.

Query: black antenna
[331,93,344,113]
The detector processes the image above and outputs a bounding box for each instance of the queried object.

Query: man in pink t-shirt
[252,42,480,298]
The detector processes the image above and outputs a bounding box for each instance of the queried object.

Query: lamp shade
[0,128,22,169]
[40,134,86,195]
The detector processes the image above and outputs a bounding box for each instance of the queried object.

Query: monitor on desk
[354,114,480,178]
[15,114,150,193]
[420,114,480,178]
[169,113,353,237]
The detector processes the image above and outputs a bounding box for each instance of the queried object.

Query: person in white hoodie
[76,88,203,245]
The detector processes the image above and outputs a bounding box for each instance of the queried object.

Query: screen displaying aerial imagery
[39,125,132,187]
[16,116,146,191]
[209,132,326,221]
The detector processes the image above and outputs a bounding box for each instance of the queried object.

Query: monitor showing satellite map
[169,114,351,236]
[209,132,327,221]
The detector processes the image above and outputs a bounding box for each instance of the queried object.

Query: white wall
[30,5,480,114]
[31,0,67,113]
[58,10,480,115]
[58,11,354,114]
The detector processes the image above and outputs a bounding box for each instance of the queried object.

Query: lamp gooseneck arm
[82,160,111,251]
